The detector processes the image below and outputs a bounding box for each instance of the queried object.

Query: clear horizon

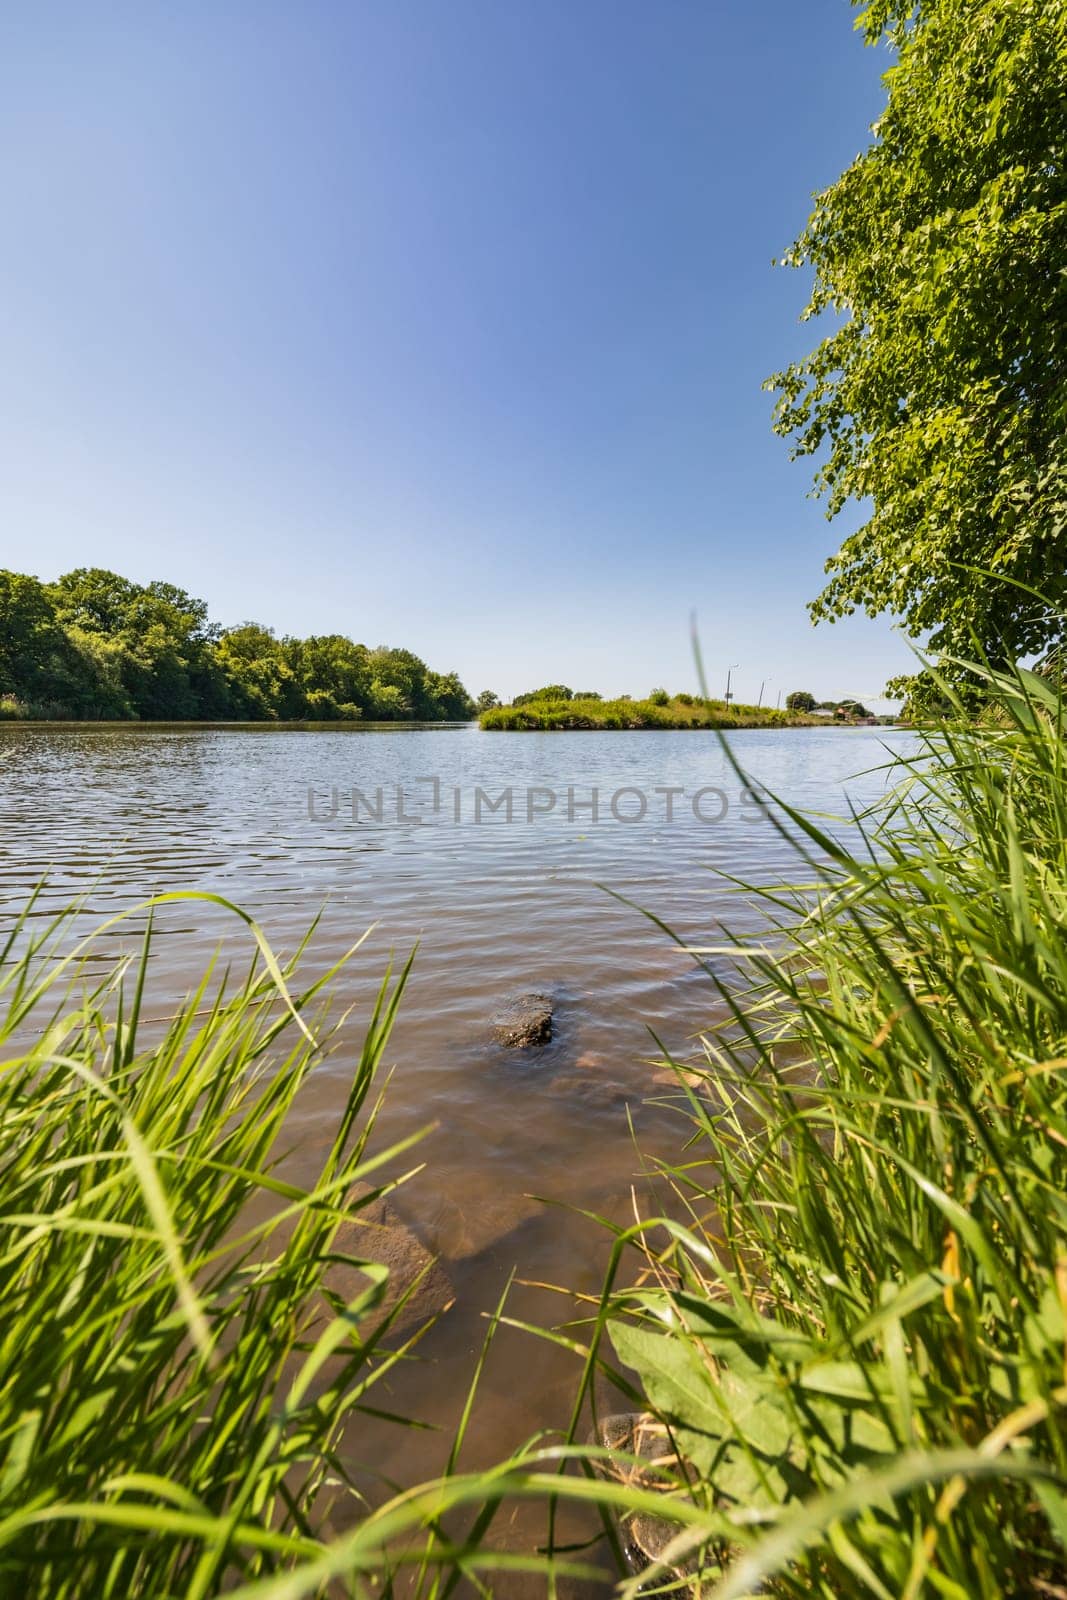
[2,2,915,710]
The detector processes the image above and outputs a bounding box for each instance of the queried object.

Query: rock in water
[491,992,553,1048]
[590,1413,695,1586]
[420,1181,544,1261]
[322,1185,454,1342]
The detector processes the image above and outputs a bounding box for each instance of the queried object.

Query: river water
[0,722,915,1583]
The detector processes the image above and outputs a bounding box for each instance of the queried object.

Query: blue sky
[1,2,916,709]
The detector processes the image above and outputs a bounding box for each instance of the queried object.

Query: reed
[0,893,459,1597]
[551,655,1067,1595]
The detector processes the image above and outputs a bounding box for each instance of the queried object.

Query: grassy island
[480,688,822,731]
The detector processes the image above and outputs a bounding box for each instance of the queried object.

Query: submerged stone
[491,991,553,1048]
[322,1185,454,1342]
[420,1185,544,1261]
[591,1412,695,1586]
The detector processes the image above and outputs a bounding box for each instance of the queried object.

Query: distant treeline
[0,568,475,722]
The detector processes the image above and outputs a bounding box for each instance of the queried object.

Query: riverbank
[481,692,825,730]
[0,717,474,731]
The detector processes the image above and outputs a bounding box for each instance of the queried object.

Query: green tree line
[0,568,475,722]
[769,0,1066,703]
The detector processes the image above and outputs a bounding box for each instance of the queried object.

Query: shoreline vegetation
[5,658,1065,1596]
[0,566,475,723]
[0,566,902,736]
[570,654,1067,1594]
[0,894,506,1594]
[479,685,883,731]
[0,717,473,731]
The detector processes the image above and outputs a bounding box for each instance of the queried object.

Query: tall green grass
[0,695,75,720]
[0,896,654,1598]
[480,694,812,732]
[0,899,703,1598]
[0,895,463,1597]
[546,657,1067,1595]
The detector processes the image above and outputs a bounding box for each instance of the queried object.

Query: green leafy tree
[0,572,71,706]
[64,629,136,718]
[786,690,816,712]
[513,684,573,706]
[284,635,371,719]
[48,568,141,637]
[132,581,221,717]
[367,647,422,717]
[424,670,475,720]
[215,624,296,719]
[476,690,500,713]
[0,565,474,722]
[0,571,133,716]
[768,0,1067,676]
[49,569,218,718]
[369,681,409,719]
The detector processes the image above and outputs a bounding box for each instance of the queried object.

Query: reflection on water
[1,722,913,1577]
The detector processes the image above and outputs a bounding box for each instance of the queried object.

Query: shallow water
[1,722,915,1580]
